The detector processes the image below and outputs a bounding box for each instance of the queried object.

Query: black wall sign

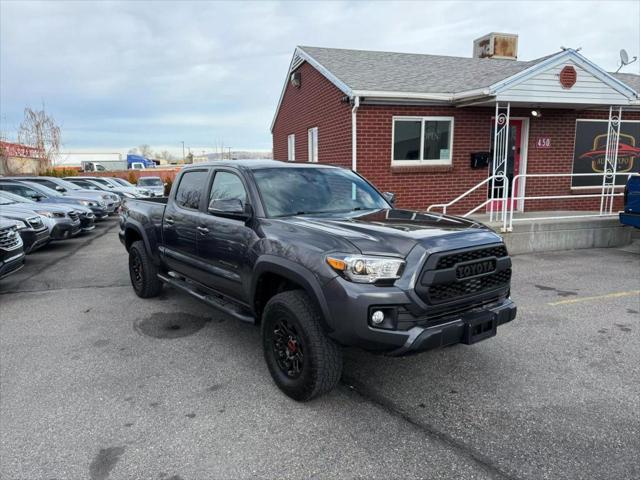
[572,120,640,188]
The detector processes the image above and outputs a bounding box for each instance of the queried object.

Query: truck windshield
[252,167,389,218]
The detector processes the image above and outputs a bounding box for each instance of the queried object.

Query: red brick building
[271,35,640,214]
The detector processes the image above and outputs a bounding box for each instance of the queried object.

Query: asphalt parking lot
[1,219,639,480]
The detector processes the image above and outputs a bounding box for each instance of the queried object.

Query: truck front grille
[435,245,508,269]
[68,211,79,221]
[0,227,22,250]
[416,243,511,306]
[428,269,512,303]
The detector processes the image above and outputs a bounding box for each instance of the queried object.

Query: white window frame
[391,116,454,166]
[287,134,295,162]
[308,127,318,163]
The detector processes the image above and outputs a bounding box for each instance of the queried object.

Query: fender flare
[123,221,160,265]
[251,255,334,332]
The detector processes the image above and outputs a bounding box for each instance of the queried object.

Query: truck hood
[284,208,503,257]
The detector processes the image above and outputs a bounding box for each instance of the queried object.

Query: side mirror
[33,194,44,201]
[55,186,66,192]
[383,191,396,206]
[208,198,253,220]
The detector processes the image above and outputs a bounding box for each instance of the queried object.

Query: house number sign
[536,137,552,149]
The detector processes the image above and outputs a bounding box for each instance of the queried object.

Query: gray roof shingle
[612,72,640,92]
[298,46,639,95]
[298,46,553,94]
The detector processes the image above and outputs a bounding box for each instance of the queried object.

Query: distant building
[0,141,45,175]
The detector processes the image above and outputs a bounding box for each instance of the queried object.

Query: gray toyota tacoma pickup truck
[119,160,516,401]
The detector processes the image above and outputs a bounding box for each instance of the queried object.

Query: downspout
[351,96,360,171]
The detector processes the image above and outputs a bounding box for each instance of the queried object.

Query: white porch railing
[426,172,631,233]
[426,174,510,229]
[505,172,632,231]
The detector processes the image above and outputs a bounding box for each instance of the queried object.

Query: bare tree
[138,144,153,157]
[17,106,61,169]
[128,144,153,157]
[158,150,175,163]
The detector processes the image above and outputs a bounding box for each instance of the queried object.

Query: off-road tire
[129,240,162,298]
[262,290,343,401]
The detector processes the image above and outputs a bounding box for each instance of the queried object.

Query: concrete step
[469,212,633,255]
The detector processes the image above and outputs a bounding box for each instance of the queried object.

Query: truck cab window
[209,172,247,206]
[175,170,209,210]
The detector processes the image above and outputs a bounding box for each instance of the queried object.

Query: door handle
[197,226,209,234]
[165,217,175,225]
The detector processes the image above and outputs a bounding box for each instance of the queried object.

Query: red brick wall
[272,62,352,167]
[272,63,638,214]
[88,168,181,183]
[356,105,640,213]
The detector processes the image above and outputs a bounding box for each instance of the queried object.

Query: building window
[287,134,295,162]
[308,127,318,162]
[392,116,454,165]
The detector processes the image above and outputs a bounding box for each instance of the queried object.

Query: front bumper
[50,220,82,240]
[80,213,96,231]
[0,250,25,279]
[387,299,516,355]
[321,275,516,355]
[89,206,109,219]
[20,227,50,253]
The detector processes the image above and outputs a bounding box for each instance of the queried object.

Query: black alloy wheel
[272,318,305,378]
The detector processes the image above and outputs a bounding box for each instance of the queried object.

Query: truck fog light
[371,310,385,325]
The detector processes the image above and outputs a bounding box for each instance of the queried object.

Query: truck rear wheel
[129,240,162,298]
[262,290,343,401]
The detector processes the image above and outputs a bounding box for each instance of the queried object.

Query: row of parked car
[0,175,165,280]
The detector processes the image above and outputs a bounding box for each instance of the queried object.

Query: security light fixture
[531,109,542,118]
[290,71,301,88]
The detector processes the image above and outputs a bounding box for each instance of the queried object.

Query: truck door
[161,168,211,280]
[196,169,256,303]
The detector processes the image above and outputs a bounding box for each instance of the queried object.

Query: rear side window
[175,170,209,210]
[209,171,247,205]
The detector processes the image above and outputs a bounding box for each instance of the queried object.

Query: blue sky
[1,0,639,156]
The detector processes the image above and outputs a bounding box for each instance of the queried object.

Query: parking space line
[548,290,640,306]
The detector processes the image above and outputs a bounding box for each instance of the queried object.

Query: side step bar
[158,273,255,324]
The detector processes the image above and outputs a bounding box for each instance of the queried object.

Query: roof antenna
[616,49,638,73]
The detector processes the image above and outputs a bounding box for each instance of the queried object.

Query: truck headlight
[79,200,96,207]
[326,255,405,283]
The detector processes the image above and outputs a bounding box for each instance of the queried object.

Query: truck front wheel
[129,240,162,298]
[262,290,343,401]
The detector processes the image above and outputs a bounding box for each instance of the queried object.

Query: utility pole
[227,147,232,160]
[181,141,185,162]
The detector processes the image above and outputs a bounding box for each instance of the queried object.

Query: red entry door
[488,119,523,211]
